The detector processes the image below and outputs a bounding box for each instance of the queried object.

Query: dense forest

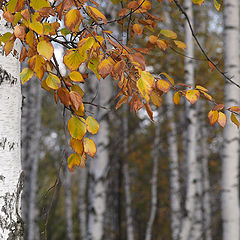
[0,0,240,239]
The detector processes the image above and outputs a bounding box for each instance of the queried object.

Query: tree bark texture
[222,0,240,239]
[0,11,24,239]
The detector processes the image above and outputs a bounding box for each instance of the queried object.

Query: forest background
[0,0,240,239]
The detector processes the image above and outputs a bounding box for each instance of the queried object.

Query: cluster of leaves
[0,0,239,170]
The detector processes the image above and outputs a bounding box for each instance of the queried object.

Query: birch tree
[222,0,240,239]
[0,10,23,239]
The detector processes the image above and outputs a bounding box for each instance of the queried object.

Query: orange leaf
[173,92,181,105]
[28,55,46,80]
[67,153,81,171]
[217,112,227,128]
[70,138,84,155]
[97,58,113,79]
[156,79,171,93]
[156,40,167,51]
[133,24,143,35]
[57,87,71,107]
[116,95,129,110]
[148,35,158,44]
[208,110,218,125]
[69,91,82,111]
[83,138,97,158]
[230,106,240,114]
[144,102,153,121]
[212,104,225,111]
[86,6,107,24]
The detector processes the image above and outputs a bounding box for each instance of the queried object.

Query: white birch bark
[87,75,112,240]
[145,112,160,240]
[0,11,23,239]
[166,92,181,240]
[222,0,240,239]
[78,168,87,240]
[179,1,201,239]
[123,107,134,240]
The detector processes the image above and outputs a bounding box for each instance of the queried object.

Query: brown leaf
[70,91,82,110]
[57,87,71,107]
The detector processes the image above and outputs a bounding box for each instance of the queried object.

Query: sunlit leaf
[208,110,218,125]
[37,39,54,61]
[68,116,86,140]
[137,71,154,102]
[86,116,100,134]
[86,6,107,24]
[213,0,221,11]
[88,57,101,80]
[156,79,171,93]
[97,58,113,79]
[217,112,227,128]
[70,138,84,155]
[133,24,143,35]
[64,49,82,71]
[46,73,61,90]
[69,71,84,82]
[230,106,240,114]
[67,153,80,171]
[192,0,204,6]
[159,72,174,86]
[185,90,200,104]
[196,85,208,92]
[83,138,97,158]
[150,90,162,107]
[64,9,81,31]
[30,0,50,10]
[28,55,46,79]
[156,40,167,51]
[29,21,44,35]
[174,40,186,50]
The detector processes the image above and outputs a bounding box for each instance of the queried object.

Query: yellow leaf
[20,68,34,84]
[156,79,171,93]
[230,106,240,114]
[88,57,101,80]
[231,112,239,128]
[201,91,213,101]
[160,29,177,39]
[67,153,80,171]
[28,55,46,79]
[192,0,204,6]
[208,110,218,125]
[185,90,200,104]
[46,73,61,90]
[4,39,15,56]
[0,32,12,43]
[86,116,100,134]
[70,85,85,98]
[41,79,50,91]
[196,85,208,92]
[30,0,50,10]
[217,112,227,128]
[156,40,167,51]
[137,71,154,102]
[69,71,84,82]
[68,116,86,140]
[173,92,181,105]
[70,138,84,155]
[64,49,82,71]
[37,39,54,61]
[160,72,175,86]
[83,138,97,158]
[148,35,158,44]
[29,21,44,35]
[133,24,143,36]
[213,0,221,11]
[86,6,107,24]
[25,30,35,48]
[174,40,186,50]
[64,9,81,32]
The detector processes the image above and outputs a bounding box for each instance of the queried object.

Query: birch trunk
[87,75,112,240]
[123,107,134,240]
[179,1,201,239]
[145,113,160,240]
[166,92,181,240]
[222,0,240,239]
[78,168,87,240]
[0,11,23,239]
[21,74,41,240]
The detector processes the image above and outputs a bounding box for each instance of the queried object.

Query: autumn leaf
[137,71,154,102]
[156,79,171,93]
[192,0,204,6]
[64,9,81,32]
[229,106,240,114]
[173,92,181,105]
[185,90,200,104]
[67,153,81,171]
[156,40,167,51]
[144,102,153,121]
[174,40,186,50]
[20,68,34,84]
[70,138,84,155]
[14,25,25,40]
[68,116,86,140]
[64,49,82,71]
[148,35,158,44]
[86,116,100,134]
[217,112,227,128]
[212,104,225,111]
[97,58,113,79]
[71,85,85,98]
[115,95,128,110]
[69,71,84,82]
[150,90,162,107]
[46,73,61,90]
[83,138,97,158]
[160,29,177,39]
[208,110,218,125]
[86,6,107,24]
[231,113,239,128]
[37,39,54,61]
[28,55,46,80]
[69,91,82,111]
[30,0,50,10]
[57,87,71,107]
[29,21,44,35]
[133,24,143,35]
[159,72,175,86]
[196,85,208,92]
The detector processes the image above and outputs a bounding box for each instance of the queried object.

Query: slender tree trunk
[123,107,134,240]
[179,1,202,239]
[166,92,181,240]
[145,112,160,240]
[222,0,240,239]
[78,168,87,240]
[0,11,24,239]
[62,161,74,240]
